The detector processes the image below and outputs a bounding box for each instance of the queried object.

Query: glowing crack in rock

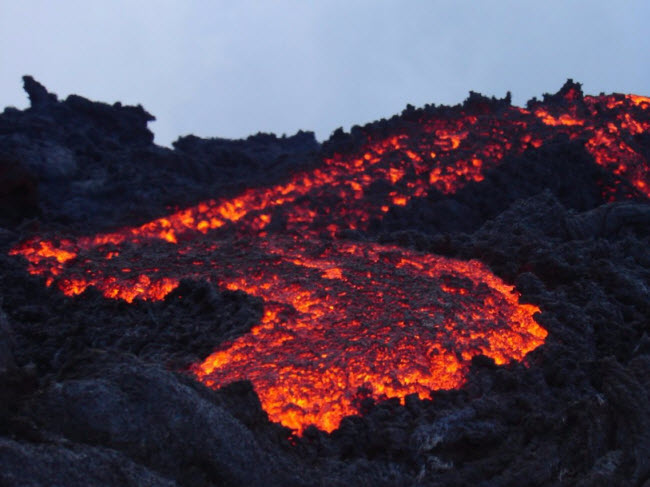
[9,85,650,433]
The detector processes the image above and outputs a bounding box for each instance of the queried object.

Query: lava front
[192,238,545,433]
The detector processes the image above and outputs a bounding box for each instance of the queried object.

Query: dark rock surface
[0,307,16,373]
[0,437,178,487]
[34,354,275,487]
[0,78,649,486]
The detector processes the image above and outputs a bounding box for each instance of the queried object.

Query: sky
[1,1,649,147]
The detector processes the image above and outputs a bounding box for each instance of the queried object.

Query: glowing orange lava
[9,84,649,433]
[193,239,545,433]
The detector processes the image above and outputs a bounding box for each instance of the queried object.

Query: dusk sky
[2,1,649,147]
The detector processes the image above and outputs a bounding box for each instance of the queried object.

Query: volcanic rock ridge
[1,76,650,486]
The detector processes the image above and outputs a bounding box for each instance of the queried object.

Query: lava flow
[9,82,650,433]
[192,237,545,433]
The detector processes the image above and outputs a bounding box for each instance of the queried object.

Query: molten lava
[193,239,545,433]
[9,84,650,433]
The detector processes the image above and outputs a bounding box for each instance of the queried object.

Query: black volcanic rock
[0,155,39,226]
[564,201,650,239]
[0,437,177,487]
[22,75,58,108]
[33,355,274,487]
[599,357,650,485]
[0,307,15,373]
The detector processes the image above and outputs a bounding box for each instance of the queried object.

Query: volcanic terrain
[1,77,650,486]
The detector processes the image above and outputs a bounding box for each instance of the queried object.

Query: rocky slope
[1,77,649,486]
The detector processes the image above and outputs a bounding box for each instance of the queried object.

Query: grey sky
[1,1,649,147]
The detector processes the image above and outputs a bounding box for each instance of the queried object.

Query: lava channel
[9,230,546,433]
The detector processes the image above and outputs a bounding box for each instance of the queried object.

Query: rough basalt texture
[0,78,649,486]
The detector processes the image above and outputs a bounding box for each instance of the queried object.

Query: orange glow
[392,195,408,206]
[389,167,405,183]
[188,239,545,433]
[534,109,584,126]
[630,95,650,108]
[10,239,77,264]
[9,85,650,434]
